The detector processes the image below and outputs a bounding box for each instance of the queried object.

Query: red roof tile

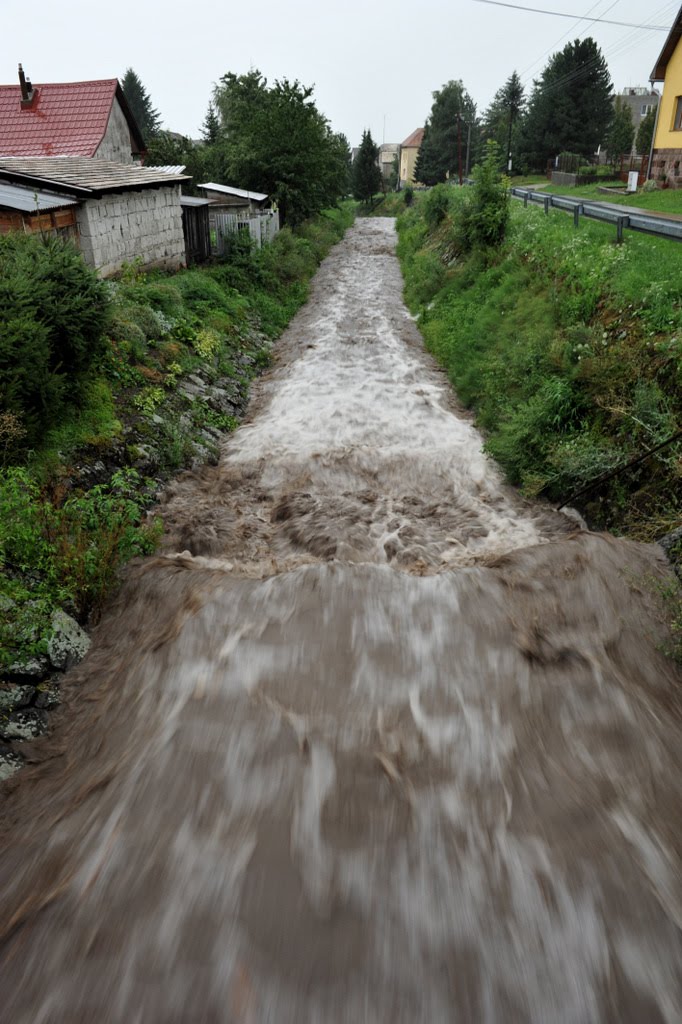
[401,127,425,148]
[0,79,135,157]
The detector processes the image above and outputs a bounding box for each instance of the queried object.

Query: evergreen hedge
[0,234,109,444]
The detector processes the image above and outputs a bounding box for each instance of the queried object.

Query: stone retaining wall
[651,148,682,188]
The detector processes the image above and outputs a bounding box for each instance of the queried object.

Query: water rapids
[0,219,680,1022]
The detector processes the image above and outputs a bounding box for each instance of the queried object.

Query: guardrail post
[524,192,528,207]
[573,204,580,228]
[543,195,550,215]
[616,215,629,244]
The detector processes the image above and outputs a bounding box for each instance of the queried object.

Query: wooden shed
[0,181,80,239]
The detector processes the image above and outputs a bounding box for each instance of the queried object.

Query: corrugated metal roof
[198,182,268,201]
[0,157,190,195]
[0,181,79,212]
[180,195,209,206]
[0,79,144,158]
[148,164,186,175]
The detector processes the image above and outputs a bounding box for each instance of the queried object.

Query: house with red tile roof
[0,66,145,163]
[399,127,424,186]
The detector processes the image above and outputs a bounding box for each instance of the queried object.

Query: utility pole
[457,113,463,185]
[507,104,514,174]
[466,121,472,176]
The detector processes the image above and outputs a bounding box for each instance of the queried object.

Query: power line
[471,0,669,30]
[519,0,620,80]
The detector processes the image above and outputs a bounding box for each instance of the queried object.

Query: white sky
[1,0,675,146]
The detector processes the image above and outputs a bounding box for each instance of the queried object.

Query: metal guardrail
[510,187,682,243]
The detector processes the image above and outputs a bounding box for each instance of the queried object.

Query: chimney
[18,63,36,108]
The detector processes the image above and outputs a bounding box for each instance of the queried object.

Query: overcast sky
[2,0,675,146]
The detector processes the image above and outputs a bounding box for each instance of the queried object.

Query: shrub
[176,271,232,312]
[404,186,414,207]
[459,141,510,252]
[422,184,451,229]
[0,234,109,445]
[122,281,184,317]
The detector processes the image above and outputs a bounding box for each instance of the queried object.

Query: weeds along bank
[396,184,682,545]
[0,204,354,762]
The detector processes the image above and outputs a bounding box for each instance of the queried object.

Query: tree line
[121,68,352,226]
[411,37,655,184]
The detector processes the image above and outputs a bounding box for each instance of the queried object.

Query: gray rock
[151,414,165,426]
[188,373,206,388]
[7,655,49,679]
[178,382,203,399]
[47,610,91,671]
[0,708,48,741]
[34,682,61,710]
[0,745,23,781]
[0,684,36,712]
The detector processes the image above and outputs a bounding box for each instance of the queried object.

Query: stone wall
[95,99,134,163]
[76,185,186,277]
[651,148,682,188]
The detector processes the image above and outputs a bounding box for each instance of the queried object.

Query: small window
[674,97,682,130]
[641,104,652,116]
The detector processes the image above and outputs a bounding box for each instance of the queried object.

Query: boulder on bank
[47,610,91,671]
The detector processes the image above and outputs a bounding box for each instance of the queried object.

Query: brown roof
[0,78,145,157]
[651,5,682,80]
[0,157,189,197]
[401,127,425,148]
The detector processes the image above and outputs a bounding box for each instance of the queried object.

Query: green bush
[422,184,452,229]
[459,141,510,252]
[0,234,109,444]
[175,271,232,312]
[121,281,184,317]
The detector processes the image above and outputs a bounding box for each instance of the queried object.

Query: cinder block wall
[95,101,135,163]
[76,185,186,276]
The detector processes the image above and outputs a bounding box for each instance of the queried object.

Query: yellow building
[650,6,682,185]
[399,127,424,186]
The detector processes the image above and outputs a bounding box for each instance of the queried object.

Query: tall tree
[201,102,221,145]
[636,106,657,157]
[121,68,161,144]
[518,38,613,170]
[414,80,478,186]
[213,70,348,225]
[482,72,525,173]
[352,130,382,203]
[606,97,634,168]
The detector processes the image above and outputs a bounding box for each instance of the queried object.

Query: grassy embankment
[541,182,682,215]
[0,204,355,669]
[396,188,681,542]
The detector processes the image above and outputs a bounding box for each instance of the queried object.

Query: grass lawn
[540,183,682,214]
[509,173,549,187]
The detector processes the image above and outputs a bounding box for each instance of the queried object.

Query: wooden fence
[210,210,280,254]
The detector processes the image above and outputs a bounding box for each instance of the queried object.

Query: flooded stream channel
[0,219,680,1022]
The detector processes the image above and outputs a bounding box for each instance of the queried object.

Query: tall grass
[397,196,682,538]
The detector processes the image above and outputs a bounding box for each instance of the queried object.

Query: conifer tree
[606,98,634,168]
[636,106,656,157]
[201,102,221,145]
[413,80,478,185]
[121,68,161,144]
[482,72,525,173]
[518,38,612,170]
[352,130,382,204]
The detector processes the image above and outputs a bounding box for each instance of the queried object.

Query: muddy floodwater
[1,219,680,1022]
